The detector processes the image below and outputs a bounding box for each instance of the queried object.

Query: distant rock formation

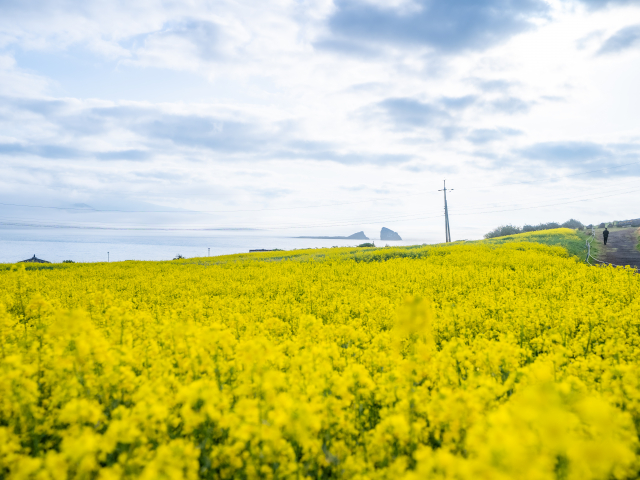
[380,227,402,241]
[347,231,368,240]
[296,231,369,240]
[20,255,50,263]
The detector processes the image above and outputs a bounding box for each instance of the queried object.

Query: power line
[0,209,442,231]
[457,160,640,190]
[2,161,638,214]
[0,192,432,214]
[0,206,445,229]
[450,186,640,217]
[4,176,638,229]
[449,182,639,214]
[3,185,638,232]
[0,213,444,231]
[434,176,640,213]
[438,180,453,243]
[3,179,639,230]
[0,188,498,215]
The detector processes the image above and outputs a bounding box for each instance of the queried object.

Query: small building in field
[19,255,50,264]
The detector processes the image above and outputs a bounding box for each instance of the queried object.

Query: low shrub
[485,219,584,239]
[484,225,521,239]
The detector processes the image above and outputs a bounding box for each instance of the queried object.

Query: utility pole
[108,252,110,262]
[438,180,453,242]
[208,248,210,257]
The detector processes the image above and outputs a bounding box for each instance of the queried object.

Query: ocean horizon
[0,228,430,264]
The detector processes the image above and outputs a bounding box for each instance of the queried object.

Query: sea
[0,228,431,264]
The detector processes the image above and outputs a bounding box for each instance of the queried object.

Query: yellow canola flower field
[1,229,640,479]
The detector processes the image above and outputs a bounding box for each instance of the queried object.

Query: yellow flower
[1,229,639,478]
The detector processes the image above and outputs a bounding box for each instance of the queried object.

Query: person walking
[603,227,609,245]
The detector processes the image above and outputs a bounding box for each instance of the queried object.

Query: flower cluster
[1,230,639,479]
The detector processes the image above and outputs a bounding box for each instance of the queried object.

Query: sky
[1,0,640,242]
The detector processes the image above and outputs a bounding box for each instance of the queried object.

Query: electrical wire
[2,184,638,231]
[450,187,640,217]
[0,192,435,214]
[7,180,633,229]
[456,160,640,190]
[448,177,640,213]
[2,161,638,214]
[0,209,444,231]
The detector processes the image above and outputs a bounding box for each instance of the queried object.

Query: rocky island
[380,227,402,241]
[296,231,369,240]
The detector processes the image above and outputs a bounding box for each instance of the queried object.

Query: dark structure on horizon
[380,227,402,241]
[20,255,50,263]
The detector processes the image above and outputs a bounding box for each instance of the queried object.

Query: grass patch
[481,228,590,259]
[2,229,591,269]
[176,228,590,266]
[576,229,600,260]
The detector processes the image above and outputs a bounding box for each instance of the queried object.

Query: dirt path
[593,227,640,269]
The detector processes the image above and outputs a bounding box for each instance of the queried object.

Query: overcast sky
[1,0,639,241]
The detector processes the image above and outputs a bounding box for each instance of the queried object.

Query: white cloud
[0,0,639,239]
[0,54,49,95]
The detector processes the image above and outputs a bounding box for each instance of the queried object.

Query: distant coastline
[295,228,403,241]
[296,236,358,239]
[295,231,369,240]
